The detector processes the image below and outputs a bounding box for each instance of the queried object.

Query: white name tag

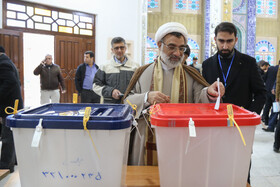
[31,118,43,148]
[214,78,221,110]
[273,102,280,113]
[189,118,196,137]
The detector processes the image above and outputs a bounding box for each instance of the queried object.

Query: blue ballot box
[6,103,133,187]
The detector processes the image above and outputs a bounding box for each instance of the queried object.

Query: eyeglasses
[161,42,187,53]
[113,46,126,50]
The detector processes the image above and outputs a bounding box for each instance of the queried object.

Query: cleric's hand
[148,91,170,104]
[207,81,225,98]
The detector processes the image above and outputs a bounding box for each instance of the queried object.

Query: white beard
[159,47,184,69]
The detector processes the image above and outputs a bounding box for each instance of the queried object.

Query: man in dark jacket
[262,63,279,128]
[258,61,270,81]
[33,54,66,104]
[202,22,266,186]
[0,46,23,173]
[202,22,266,114]
[75,51,100,103]
[93,37,139,104]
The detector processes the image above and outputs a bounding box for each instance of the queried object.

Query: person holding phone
[33,54,66,104]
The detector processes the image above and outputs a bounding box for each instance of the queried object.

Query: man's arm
[93,69,115,98]
[33,61,45,75]
[249,61,267,114]
[124,80,148,119]
[193,80,225,103]
[0,62,18,99]
[57,67,66,93]
[75,65,83,94]
[125,81,224,119]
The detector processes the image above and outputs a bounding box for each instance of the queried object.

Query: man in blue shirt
[75,51,100,103]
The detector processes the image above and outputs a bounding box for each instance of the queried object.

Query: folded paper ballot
[273,102,280,113]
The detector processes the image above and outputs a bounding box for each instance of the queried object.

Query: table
[126,166,160,187]
[0,169,10,181]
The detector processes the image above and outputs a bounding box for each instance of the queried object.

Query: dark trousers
[127,127,136,165]
[247,160,251,184]
[0,118,16,172]
[81,89,100,103]
[267,111,278,131]
[262,92,275,125]
[274,119,280,149]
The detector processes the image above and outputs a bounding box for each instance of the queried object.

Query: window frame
[256,0,278,19]
[3,0,96,38]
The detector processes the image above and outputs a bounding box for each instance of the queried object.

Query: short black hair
[84,51,94,58]
[184,45,190,57]
[0,46,5,53]
[261,62,270,67]
[258,60,265,67]
[111,37,126,47]
[215,22,237,37]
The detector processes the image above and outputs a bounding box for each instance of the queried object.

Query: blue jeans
[267,111,279,131]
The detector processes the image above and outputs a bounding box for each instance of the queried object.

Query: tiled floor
[0,124,279,187]
[250,124,280,187]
